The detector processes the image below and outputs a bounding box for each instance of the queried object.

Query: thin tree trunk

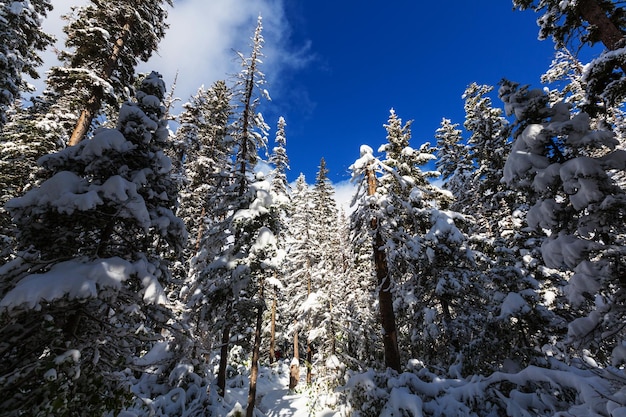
[289,321,299,390]
[269,288,277,364]
[246,283,264,417]
[217,324,230,397]
[367,166,402,373]
[68,20,131,146]
[306,259,313,385]
[305,333,312,385]
[329,297,336,356]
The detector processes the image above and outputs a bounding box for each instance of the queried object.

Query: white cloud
[332,179,358,215]
[31,0,300,109]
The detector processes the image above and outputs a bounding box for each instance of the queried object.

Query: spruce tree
[46,0,172,145]
[0,0,53,127]
[501,80,626,367]
[514,0,626,111]
[283,173,315,388]
[0,71,185,415]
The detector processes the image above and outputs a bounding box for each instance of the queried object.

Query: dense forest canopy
[0,1,625,416]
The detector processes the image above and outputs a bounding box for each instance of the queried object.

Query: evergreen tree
[0,71,185,415]
[0,0,53,127]
[175,81,233,256]
[308,158,344,375]
[46,0,172,145]
[0,100,63,263]
[513,0,626,111]
[501,81,626,366]
[435,117,471,208]
[542,48,626,141]
[266,116,290,364]
[435,83,565,376]
[283,173,315,388]
[352,109,479,372]
[181,18,274,417]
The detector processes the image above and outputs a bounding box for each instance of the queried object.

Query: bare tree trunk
[246,284,264,417]
[269,288,277,364]
[289,322,299,390]
[217,324,230,397]
[68,21,132,146]
[367,166,402,373]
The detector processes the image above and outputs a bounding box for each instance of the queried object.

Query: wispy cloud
[31,0,307,109]
[333,179,358,215]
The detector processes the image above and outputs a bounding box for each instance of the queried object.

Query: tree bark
[217,324,230,397]
[578,0,625,51]
[246,284,264,417]
[289,322,299,390]
[578,0,626,73]
[269,288,277,364]
[367,166,402,373]
[68,20,131,146]
[305,331,312,385]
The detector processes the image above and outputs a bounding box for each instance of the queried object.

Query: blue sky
[38,1,559,190]
[267,1,558,184]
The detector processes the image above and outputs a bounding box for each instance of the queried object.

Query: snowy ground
[218,361,339,417]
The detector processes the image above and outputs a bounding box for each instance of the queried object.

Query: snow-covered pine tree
[0,100,64,264]
[542,47,626,142]
[46,0,172,145]
[345,197,382,370]
[0,0,53,127]
[352,109,479,372]
[435,117,472,207]
[181,17,277,417]
[0,71,185,415]
[501,80,626,368]
[282,173,315,388]
[513,0,626,113]
[266,116,290,364]
[175,80,233,256]
[308,158,345,378]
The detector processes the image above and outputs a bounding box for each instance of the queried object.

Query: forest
[0,1,626,416]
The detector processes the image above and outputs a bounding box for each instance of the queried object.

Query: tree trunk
[306,341,312,385]
[578,0,625,51]
[289,322,299,390]
[329,297,336,356]
[367,166,402,373]
[269,289,277,364]
[217,324,230,397]
[195,207,206,254]
[68,20,131,146]
[578,0,626,73]
[246,284,264,417]
[306,259,313,385]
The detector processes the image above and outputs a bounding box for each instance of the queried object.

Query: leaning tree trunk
[68,20,131,146]
[246,283,265,417]
[367,166,402,373]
